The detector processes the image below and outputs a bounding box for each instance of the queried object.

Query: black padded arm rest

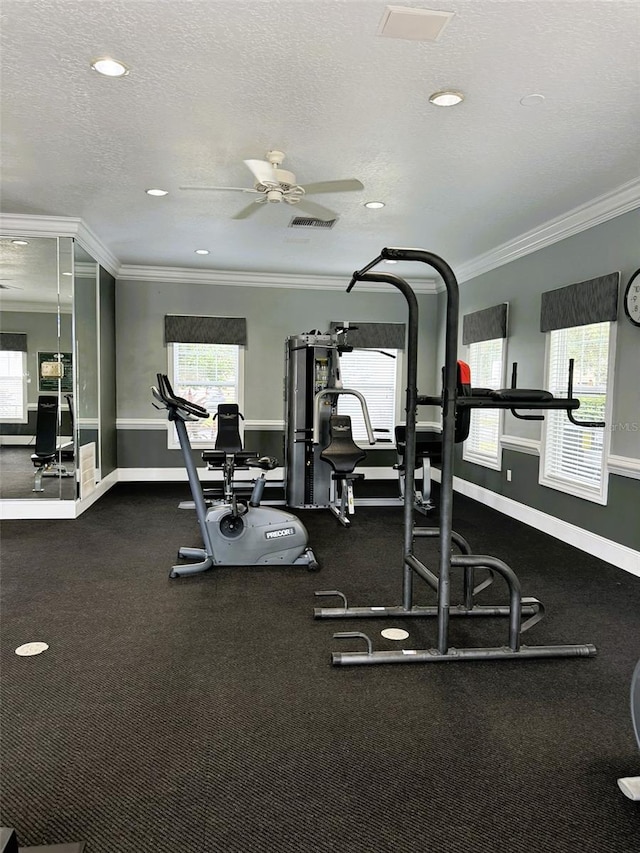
[470,388,494,397]
[491,389,554,403]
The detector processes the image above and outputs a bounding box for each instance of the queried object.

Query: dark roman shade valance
[540,272,619,332]
[329,321,406,350]
[0,332,28,352]
[164,315,247,346]
[462,303,508,345]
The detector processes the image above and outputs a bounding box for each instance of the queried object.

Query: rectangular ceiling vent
[377,6,455,42]
[289,216,337,229]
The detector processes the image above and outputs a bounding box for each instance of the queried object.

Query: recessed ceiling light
[62,272,73,276]
[195,249,209,255]
[90,57,130,78]
[384,259,398,264]
[429,90,464,107]
[520,93,545,107]
[11,239,29,246]
[364,201,385,209]
[146,188,169,196]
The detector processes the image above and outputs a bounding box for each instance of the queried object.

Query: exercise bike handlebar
[153,373,209,421]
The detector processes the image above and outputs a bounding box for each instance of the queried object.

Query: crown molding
[454,177,640,285]
[4,177,638,294]
[117,264,439,293]
[0,213,119,278]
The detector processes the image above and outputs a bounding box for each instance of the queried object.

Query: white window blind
[169,343,241,447]
[336,349,399,444]
[0,351,28,423]
[463,338,504,469]
[541,322,611,499]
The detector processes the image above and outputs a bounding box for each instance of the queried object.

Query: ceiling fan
[179,150,364,221]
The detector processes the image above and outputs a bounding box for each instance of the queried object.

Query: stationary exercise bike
[152,374,319,578]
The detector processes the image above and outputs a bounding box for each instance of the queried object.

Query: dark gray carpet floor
[1,483,639,852]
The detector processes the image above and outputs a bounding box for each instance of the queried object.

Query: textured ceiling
[1,0,639,286]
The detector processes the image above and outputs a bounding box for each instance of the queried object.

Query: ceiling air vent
[289,216,337,229]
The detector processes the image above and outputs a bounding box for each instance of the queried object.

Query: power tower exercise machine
[315,247,599,665]
[284,329,378,525]
[153,374,318,577]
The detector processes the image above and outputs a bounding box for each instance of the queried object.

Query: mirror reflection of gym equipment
[0,235,109,505]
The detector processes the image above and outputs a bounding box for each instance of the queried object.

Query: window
[463,337,505,470]
[540,321,614,503]
[0,350,28,423]
[336,348,400,444]
[168,342,243,448]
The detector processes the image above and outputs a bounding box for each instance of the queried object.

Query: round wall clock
[623,268,640,327]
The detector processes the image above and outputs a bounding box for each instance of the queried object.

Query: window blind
[464,338,504,466]
[0,351,27,420]
[171,342,240,446]
[542,322,610,491]
[337,348,398,443]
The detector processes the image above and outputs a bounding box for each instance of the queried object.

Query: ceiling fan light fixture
[146,188,169,197]
[91,57,130,77]
[364,201,385,209]
[429,90,464,107]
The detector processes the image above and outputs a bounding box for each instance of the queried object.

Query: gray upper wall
[439,208,640,459]
[0,310,73,407]
[115,280,440,423]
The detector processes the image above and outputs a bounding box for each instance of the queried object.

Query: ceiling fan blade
[232,199,268,220]
[179,186,259,193]
[293,199,338,221]
[302,179,364,195]
[244,159,279,186]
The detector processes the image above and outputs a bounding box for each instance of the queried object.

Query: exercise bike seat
[320,415,367,475]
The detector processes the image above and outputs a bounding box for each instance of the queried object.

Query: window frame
[538,320,616,505]
[336,347,403,448]
[167,342,244,449]
[0,350,29,424]
[462,336,507,471]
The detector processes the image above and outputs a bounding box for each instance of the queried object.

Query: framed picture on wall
[38,351,73,393]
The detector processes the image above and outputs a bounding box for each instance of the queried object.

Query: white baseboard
[0,498,78,520]
[431,468,640,577]
[76,469,118,516]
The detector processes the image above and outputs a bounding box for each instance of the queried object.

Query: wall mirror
[73,243,101,496]
[0,235,74,500]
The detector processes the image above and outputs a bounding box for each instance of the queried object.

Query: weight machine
[283,329,378,525]
[315,247,599,666]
